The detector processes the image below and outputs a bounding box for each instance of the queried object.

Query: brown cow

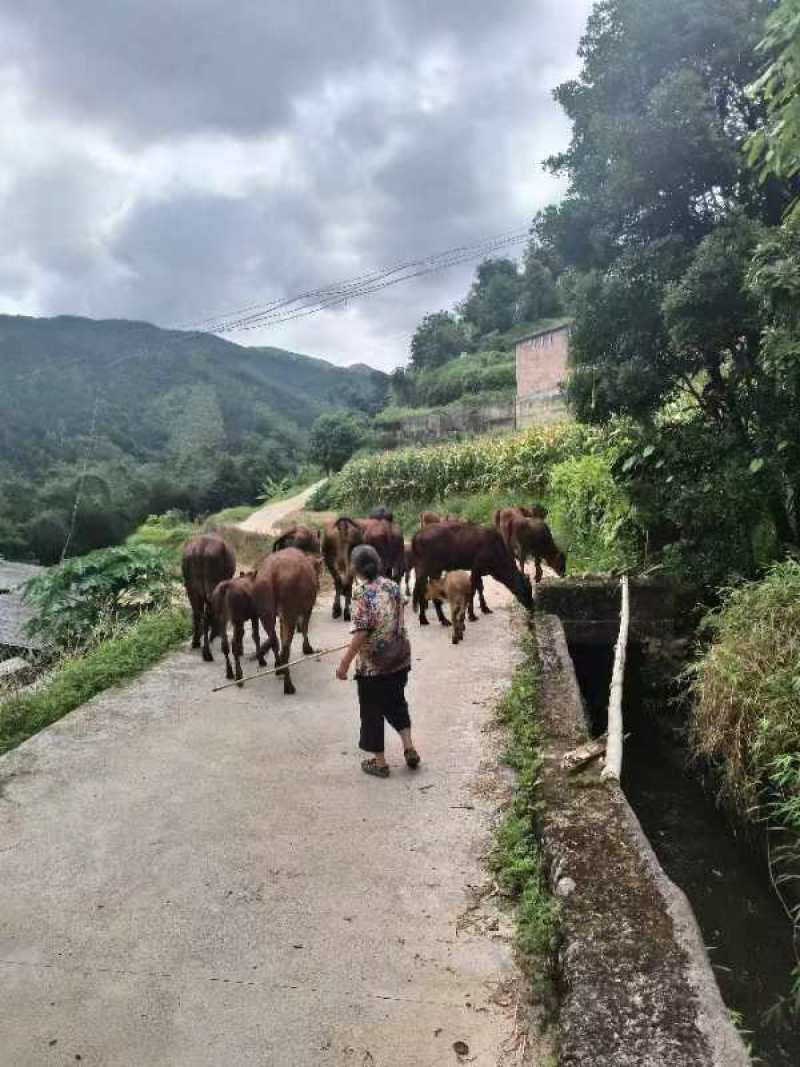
[426,571,472,644]
[210,571,265,684]
[272,524,321,555]
[357,517,405,582]
[494,505,547,565]
[181,534,236,661]
[411,522,532,625]
[322,517,363,620]
[507,516,567,583]
[420,510,458,526]
[252,547,319,695]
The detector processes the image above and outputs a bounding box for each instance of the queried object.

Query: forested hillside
[0,315,387,561]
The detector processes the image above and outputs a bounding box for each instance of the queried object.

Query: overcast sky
[0,1,592,371]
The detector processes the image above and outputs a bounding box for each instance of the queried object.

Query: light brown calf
[426,570,473,644]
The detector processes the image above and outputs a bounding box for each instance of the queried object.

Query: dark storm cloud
[0,0,592,368]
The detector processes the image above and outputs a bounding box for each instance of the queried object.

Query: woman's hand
[336,661,349,681]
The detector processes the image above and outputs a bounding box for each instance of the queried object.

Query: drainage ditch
[568,641,800,1067]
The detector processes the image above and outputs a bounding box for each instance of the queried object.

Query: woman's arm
[336,630,369,680]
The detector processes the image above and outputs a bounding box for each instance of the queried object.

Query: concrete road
[238,482,326,535]
[0,587,541,1066]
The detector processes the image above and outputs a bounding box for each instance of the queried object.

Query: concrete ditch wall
[532,613,748,1066]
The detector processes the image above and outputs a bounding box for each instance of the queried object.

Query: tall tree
[459,258,521,335]
[409,311,468,371]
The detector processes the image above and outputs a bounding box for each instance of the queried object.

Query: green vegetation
[0,315,387,563]
[746,0,800,221]
[0,608,190,756]
[490,633,561,970]
[690,561,800,1013]
[24,544,177,650]
[309,411,369,474]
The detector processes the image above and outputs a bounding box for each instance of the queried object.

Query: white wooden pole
[211,643,350,692]
[602,575,630,782]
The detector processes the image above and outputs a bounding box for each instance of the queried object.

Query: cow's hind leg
[201,602,214,661]
[343,580,353,622]
[413,574,430,625]
[220,626,234,679]
[189,592,203,649]
[300,613,315,655]
[252,617,266,667]
[474,573,492,615]
[278,615,297,695]
[232,620,246,684]
[433,598,451,627]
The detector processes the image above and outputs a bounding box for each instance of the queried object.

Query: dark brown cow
[494,505,547,567]
[411,522,532,625]
[272,524,321,555]
[210,571,265,684]
[420,510,458,526]
[252,547,320,695]
[507,516,567,583]
[322,517,363,621]
[357,517,405,582]
[181,533,236,661]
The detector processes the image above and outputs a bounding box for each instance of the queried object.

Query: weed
[0,608,190,755]
[489,632,561,971]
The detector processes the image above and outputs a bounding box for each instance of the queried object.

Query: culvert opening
[567,638,800,1067]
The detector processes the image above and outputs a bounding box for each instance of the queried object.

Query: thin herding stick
[211,643,351,693]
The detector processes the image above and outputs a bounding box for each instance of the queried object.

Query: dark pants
[357,669,411,753]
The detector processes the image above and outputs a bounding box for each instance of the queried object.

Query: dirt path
[238,481,327,535]
[0,584,546,1066]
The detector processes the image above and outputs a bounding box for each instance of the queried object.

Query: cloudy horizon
[0,1,592,371]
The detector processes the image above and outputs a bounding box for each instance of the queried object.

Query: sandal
[404,747,421,770]
[361,758,390,778]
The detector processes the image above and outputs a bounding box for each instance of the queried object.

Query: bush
[548,452,641,571]
[126,510,194,553]
[23,543,177,651]
[689,560,800,814]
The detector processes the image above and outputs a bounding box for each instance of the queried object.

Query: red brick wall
[515,326,569,399]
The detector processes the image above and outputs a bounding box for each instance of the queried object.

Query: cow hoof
[202,648,214,662]
[225,666,234,680]
[440,619,452,627]
[343,610,351,622]
[468,613,478,622]
[236,681,244,689]
[191,638,201,649]
[284,682,296,696]
[481,607,493,615]
[332,603,342,619]
[257,656,266,668]
[419,616,429,626]
[303,644,314,655]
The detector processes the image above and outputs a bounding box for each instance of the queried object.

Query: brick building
[514,320,572,427]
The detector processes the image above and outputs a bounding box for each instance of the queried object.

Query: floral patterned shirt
[350,576,411,677]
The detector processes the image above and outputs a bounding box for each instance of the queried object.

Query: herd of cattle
[181,506,567,694]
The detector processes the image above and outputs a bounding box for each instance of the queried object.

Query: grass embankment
[490,632,560,982]
[313,422,641,573]
[690,559,800,1014]
[0,608,190,755]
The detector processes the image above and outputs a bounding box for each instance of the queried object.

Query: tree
[309,412,367,474]
[460,258,521,335]
[518,244,562,322]
[409,311,468,371]
[746,0,800,220]
[541,0,780,270]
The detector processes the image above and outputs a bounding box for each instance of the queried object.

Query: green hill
[0,314,387,562]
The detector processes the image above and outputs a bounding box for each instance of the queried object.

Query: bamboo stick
[211,642,350,692]
[602,575,629,781]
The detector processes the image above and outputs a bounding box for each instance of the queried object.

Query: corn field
[326,422,602,508]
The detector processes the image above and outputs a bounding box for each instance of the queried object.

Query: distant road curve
[237,480,326,535]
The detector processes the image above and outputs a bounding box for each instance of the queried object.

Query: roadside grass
[0,607,190,756]
[489,631,561,978]
[204,504,256,524]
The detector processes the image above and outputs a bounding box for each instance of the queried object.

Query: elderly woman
[336,544,421,778]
